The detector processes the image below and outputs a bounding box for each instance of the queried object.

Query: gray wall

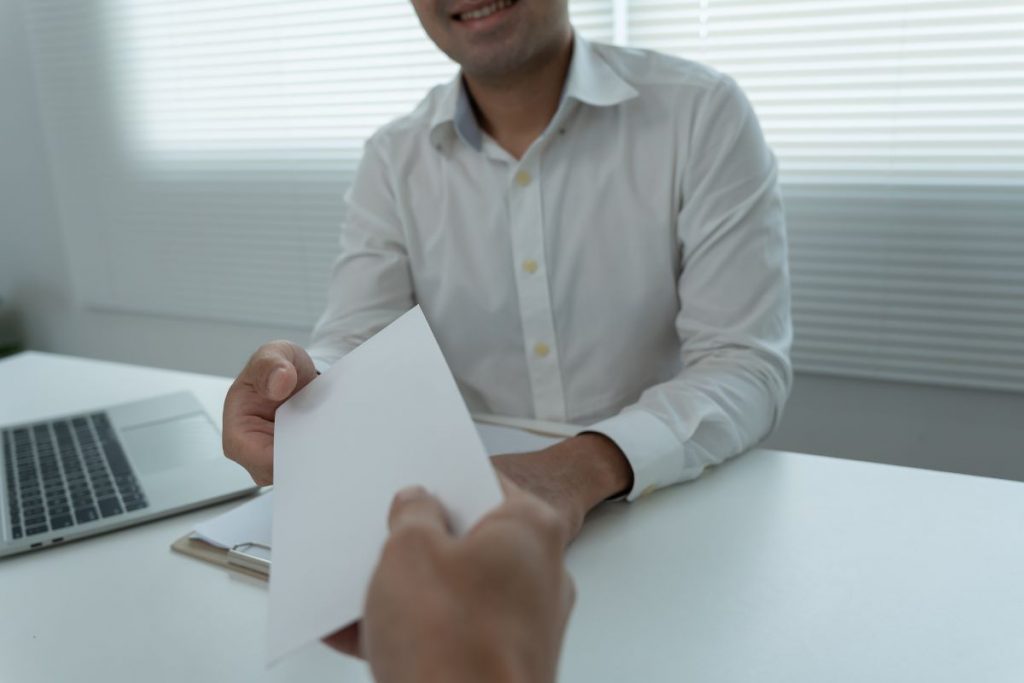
[0,0,302,377]
[3,0,1022,482]
[763,374,1024,482]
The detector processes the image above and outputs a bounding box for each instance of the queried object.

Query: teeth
[459,0,514,21]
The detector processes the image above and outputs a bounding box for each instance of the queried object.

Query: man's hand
[222,341,318,485]
[492,433,634,544]
[327,485,575,683]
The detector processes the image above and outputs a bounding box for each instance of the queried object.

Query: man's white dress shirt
[308,34,792,501]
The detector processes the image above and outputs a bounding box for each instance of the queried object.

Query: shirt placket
[507,158,567,422]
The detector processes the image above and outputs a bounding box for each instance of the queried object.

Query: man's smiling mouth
[452,0,519,23]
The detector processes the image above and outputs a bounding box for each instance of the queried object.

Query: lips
[451,0,518,22]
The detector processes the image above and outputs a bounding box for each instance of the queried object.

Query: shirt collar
[561,32,639,108]
[428,32,639,152]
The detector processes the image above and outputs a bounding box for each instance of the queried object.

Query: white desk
[2,351,1023,682]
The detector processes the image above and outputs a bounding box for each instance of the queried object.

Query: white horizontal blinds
[26,0,1024,390]
[117,0,608,167]
[111,1,458,168]
[570,0,616,44]
[630,0,1024,185]
[630,0,1024,392]
[786,185,1024,391]
[23,0,614,328]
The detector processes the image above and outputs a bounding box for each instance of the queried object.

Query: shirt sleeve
[585,76,793,501]
[306,134,414,371]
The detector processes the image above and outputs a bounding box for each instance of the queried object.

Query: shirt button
[522,259,538,274]
[533,342,550,358]
[640,484,657,498]
[514,170,532,187]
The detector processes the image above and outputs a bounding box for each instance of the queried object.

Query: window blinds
[21,0,1024,391]
[23,0,609,328]
[631,0,1024,391]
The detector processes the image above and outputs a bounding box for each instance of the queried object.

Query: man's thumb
[264,363,297,401]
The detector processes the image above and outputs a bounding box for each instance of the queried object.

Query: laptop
[1,392,258,558]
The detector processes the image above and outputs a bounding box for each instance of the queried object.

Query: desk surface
[2,351,1023,683]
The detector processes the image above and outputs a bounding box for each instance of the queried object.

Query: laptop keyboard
[4,413,149,540]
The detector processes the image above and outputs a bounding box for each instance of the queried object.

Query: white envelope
[267,306,504,663]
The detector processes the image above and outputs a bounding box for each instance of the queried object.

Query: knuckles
[504,498,565,542]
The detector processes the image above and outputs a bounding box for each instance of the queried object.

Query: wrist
[562,433,633,510]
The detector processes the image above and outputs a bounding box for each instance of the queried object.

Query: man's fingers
[387,486,451,535]
[265,364,297,402]
[323,622,363,658]
[247,346,294,401]
[246,341,318,402]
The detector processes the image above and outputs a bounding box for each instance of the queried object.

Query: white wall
[3,0,1022,482]
[0,0,306,377]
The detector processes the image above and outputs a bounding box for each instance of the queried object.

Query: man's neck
[462,31,574,160]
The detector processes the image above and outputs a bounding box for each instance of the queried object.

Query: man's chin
[455,39,534,81]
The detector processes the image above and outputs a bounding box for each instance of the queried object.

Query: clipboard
[170,489,275,580]
[170,416,578,580]
[171,535,272,580]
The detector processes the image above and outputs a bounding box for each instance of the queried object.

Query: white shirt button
[522,259,539,274]
[533,341,550,358]
[514,170,532,187]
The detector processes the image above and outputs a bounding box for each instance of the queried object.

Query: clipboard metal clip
[227,542,272,576]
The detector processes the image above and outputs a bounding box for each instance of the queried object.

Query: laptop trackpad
[119,414,222,475]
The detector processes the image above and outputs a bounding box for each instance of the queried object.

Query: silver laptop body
[0,392,257,558]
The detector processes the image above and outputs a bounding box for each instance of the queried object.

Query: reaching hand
[222,341,318,485]
[326,485,575,683]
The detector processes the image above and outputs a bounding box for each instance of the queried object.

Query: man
[224,0,791,539]
[332,485,575,683]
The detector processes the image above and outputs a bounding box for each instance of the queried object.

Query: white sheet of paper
[192,492,273,549]
[267,306,504,663]
[187,425,557,560]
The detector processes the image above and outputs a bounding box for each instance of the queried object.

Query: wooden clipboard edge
[170,533,269,582]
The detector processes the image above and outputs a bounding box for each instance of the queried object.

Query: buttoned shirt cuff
[582,410,684,502]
